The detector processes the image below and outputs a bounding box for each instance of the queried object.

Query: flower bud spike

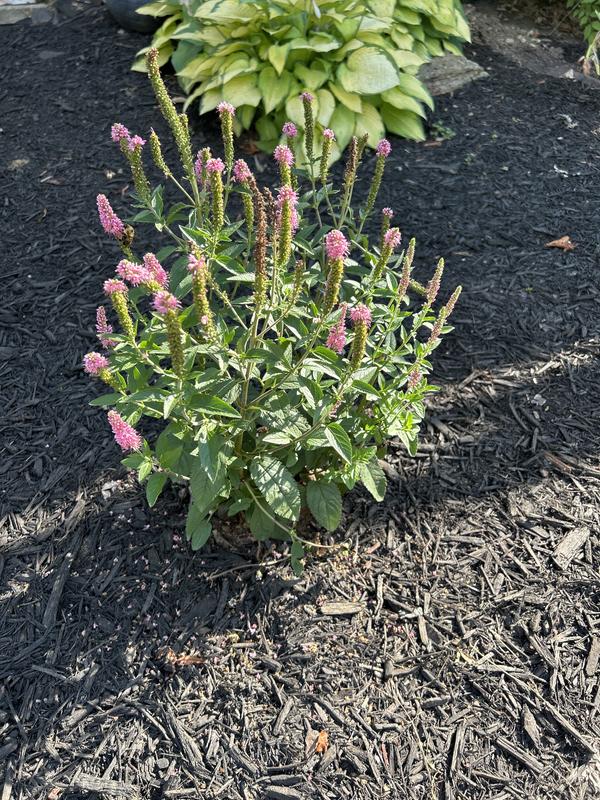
[97,194,125,240]
[282,121,297,149]
[426,307,447,349]
[444,285,462,318]
[153,291,184,375]
[326,303,348,354]
[84,352,121,391]
[349,304,372,369]
[251,182,268,311]
[274,144,294,186]
[206,158,225,232]
[373,227,401,283]
[188,253,216,341]
[380,207,393,248]
[96,306,117,348]
[301,92,314,164]
[149,129,171,178]
[323,230,349,314]
[320,129,335,185]
[217,102,236,173]
[427,257,445,305]
[292,258,304,301]
[103,278,134,338]
[276,186,298,271]
[146,49,195,186]
[363,139,392,220]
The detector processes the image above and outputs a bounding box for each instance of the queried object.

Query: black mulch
[2,2,600,798]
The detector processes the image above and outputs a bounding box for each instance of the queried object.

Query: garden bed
[1,2,600,798]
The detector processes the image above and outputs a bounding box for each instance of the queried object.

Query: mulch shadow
[1,2,600,798]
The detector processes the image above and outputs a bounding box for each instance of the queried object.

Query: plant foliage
[134,0,469,156]
[87,51,461,572]
[566,0,600,44]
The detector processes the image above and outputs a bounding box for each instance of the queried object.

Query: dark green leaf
[146,472,168,507]
[189,394,240,417]
[359,458,387,501]
[89,393,121,407]
[306,480,342,531]
[325,423,353,463]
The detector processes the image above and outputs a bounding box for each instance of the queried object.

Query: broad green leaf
[89,393,121,407]
[186,503,212,549]
[146,472,168,507]
[190,456,226,517]
[247,502,277,541]
[359,458,387,501]
[381,86,426,117]
[329,82,363,113]
[381,104,425,140]
[250,456,301,521]
[268,43,289,75]
[189,394,240,417]
[395,73,434,109]
[258,66,292,114]
[222,75,261,108]
[325,423,353,463]
[163,394,178,419]
[306,480,342,531]
[353,101,385,147]
[338,46,398,95]
[290,539,305,576]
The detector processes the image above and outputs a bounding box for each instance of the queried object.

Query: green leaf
[247,502,277,541]
[258,66,292,114]
[380,104,425,140]
[146,472,168,507]
[163,394,178,419]
[268,43,289,75]
[89,393,121,407]
[186,503,212,549]
[338,46,398,95]
[306,480,342,531]
[329,81,363,113]
[290,539,305,576]
[325,423,353,464]
[250,456,301,521]
[359,458,387,501]
[189,394,240,417]
[190,456,226,517]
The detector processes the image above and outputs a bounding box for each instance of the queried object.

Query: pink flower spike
[325,229,349,261]
[187,253,207,274]
[384,227,402,250]
[97,194,125,239]
[282,121,298,138]
[323,128,336,141]
[407,369,421,390]
[103,278,128,296]
[206,157,225,174]
[326,303,347,354]
[127,134,146,151]
[276,185,299,232]
[107,410,142,452]
[382,207,394,218]
[111,123,130,143]
[143,253,168,288]
[301,91,314,103]
[350,304,372,327]
[153,290,180,315]
[96,307,116,348]
[232,159,252,183]
[274,144,294,166]
[83,352,109,375]
[376,139,392,158]
[116,259,153,287]
[217,101,236,117]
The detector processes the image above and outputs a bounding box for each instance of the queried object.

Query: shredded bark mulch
[2,2,600,798]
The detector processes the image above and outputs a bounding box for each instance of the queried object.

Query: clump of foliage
[566,0,600,44]
[133,0,469,157]
[86,49,460,572]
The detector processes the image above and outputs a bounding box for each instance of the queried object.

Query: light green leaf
[268,43,289,75]
[163,394,178,419]
[306,480,342,531]
[222,75,261,108]
[325,423,353,464]
[250,456,301,521]
[189,394,240,417]
[338,46,398,95]
[380,104,425,140]
[328,103,356,151]
[329,82,363,113]
[258,66,292,114]
[395,73,434,109]
[353,101,385,147]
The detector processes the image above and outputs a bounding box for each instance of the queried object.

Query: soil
[2,1,600,799]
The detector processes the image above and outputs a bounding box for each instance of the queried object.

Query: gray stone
[0,1,52,23]
[419,54,488,97]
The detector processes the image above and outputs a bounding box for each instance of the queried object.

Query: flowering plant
[86,50,460,571]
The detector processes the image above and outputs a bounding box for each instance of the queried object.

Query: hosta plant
[86,50,461,572]
[133,0,469,158]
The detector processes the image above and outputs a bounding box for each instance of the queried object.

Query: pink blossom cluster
[350,304,372,327]
[97,194,125,239]
[274,144,294,167]
[217,101,236,116]
[301,91,314,103]
[326,303,348,354]
[325,229,349,261]
[232,159,252,183]
[384,227,402,250]
[376,139,392,158]
[143,253,168,287]
[187,253,207,274]
[206,158,225,174]
[407,369,421,390]
[110,123,145,151]
[103,278,128,296]
[382,207,394,218]
[96,307,116,348]
[153,290,180,315]
[282,121,297,138]
[108,410,142,451]
[83,352,109,375]
[276,186,299,232]
[116,259,153,287]
[323,129,335,141]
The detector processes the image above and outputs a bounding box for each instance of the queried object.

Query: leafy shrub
[87,50,460,571]
[133,0,469,157]
[566,0,600,44]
